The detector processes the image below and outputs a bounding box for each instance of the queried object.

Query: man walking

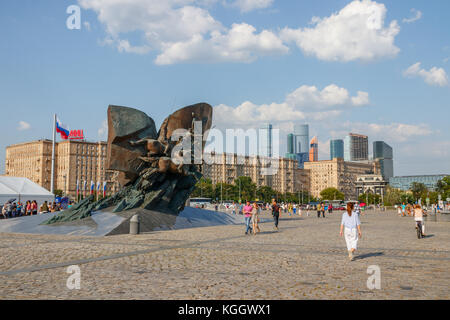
[271,199,280,231]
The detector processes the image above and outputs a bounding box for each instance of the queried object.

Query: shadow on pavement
[354,252,384,260]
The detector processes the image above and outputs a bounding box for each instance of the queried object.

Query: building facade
[355,175,388,198]
[5,139,119,198]
[201,152,310,194]
[389,175,448,191]
[344,133,369,162]
[304,158,379,200]
[373,141,394,180]
[330,139,344,160]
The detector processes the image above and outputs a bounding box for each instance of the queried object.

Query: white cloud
[79,0,286,64]
[403,62,449,87]
[213,84,369,126]
[402,8,422,24]
[17,121,31,131]
[331,121,433,143]
[156,23,288,65]
[280,0,400,62]
[98,119,108,139]
[230,0,274,13]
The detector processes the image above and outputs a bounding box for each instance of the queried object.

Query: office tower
[260,123,273,157]
[373,141,394,180]
[344,133,368,162]
[330,139,344,160]
[287,134,294,154]
[309,136,318,162]
[285,133,296,160]
[293,124,309,154]
[292,124,309,168]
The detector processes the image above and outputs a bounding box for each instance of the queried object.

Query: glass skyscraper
[344,133,369,162]
[330,139,344,160]
[260,123,273,157]
[373,141,394,180]
[293,124,309,168]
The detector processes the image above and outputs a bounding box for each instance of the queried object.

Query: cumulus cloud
[402,8,422,24]
[331,121,433,143]
[17,121,31,131]
[78,0,287,64]
[80,0,401,65]
[213,84,369,126]
[280,0,400,62]
[156,23,288,65]
[230,0,274,13]
[403,62,449,87]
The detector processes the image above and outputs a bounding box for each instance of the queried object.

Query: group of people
[1,200,63,219]
[316,203,334,218]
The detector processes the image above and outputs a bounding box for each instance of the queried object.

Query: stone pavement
[0,210,449,300]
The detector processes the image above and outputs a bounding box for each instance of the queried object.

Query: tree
[54,189,63,197]
[410,182,428,200]
[358,193,381,205]
[234,176,257,202]
[320,187,344,201]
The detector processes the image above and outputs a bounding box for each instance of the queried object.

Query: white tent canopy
[0,177,54,205]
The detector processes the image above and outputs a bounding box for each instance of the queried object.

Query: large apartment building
[201,153,310,194]
[304,158,379,200]
[5,139,119,198]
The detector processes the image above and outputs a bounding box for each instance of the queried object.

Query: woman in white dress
[339,202,362,261]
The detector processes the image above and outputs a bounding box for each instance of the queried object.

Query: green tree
[410,182,428,201]
[54,189,63,197]
[234,176,257,202]
[320,187,345,201]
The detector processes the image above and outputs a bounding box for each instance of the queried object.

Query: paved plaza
[0,210,449,300]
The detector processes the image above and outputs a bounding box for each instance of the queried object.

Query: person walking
[251,202,260,235]
[340,202,362,261]
[271,199,280,231]
[317,203,322,218]
[243,201,253,235]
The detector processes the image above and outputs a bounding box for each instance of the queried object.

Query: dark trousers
[273,214,279,228]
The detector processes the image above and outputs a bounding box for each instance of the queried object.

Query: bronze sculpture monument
[43,103,213,227]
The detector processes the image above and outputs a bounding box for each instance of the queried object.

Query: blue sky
[1,0,449,176]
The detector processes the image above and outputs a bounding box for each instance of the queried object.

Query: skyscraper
[309,136,318,162]
[293,124,309,154]
[292,124,310,168]
[373,141,394,180]
[260,123,273,157]
[285,133,296,160]
[330,139,344,160]
[287,133,294,154]
[344,133,369,162]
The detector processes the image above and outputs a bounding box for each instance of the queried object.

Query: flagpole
[50,114,56,195]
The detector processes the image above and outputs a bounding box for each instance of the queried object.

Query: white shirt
[341,211,361,229]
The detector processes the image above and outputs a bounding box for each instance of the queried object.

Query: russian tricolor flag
[56,117,70,140]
